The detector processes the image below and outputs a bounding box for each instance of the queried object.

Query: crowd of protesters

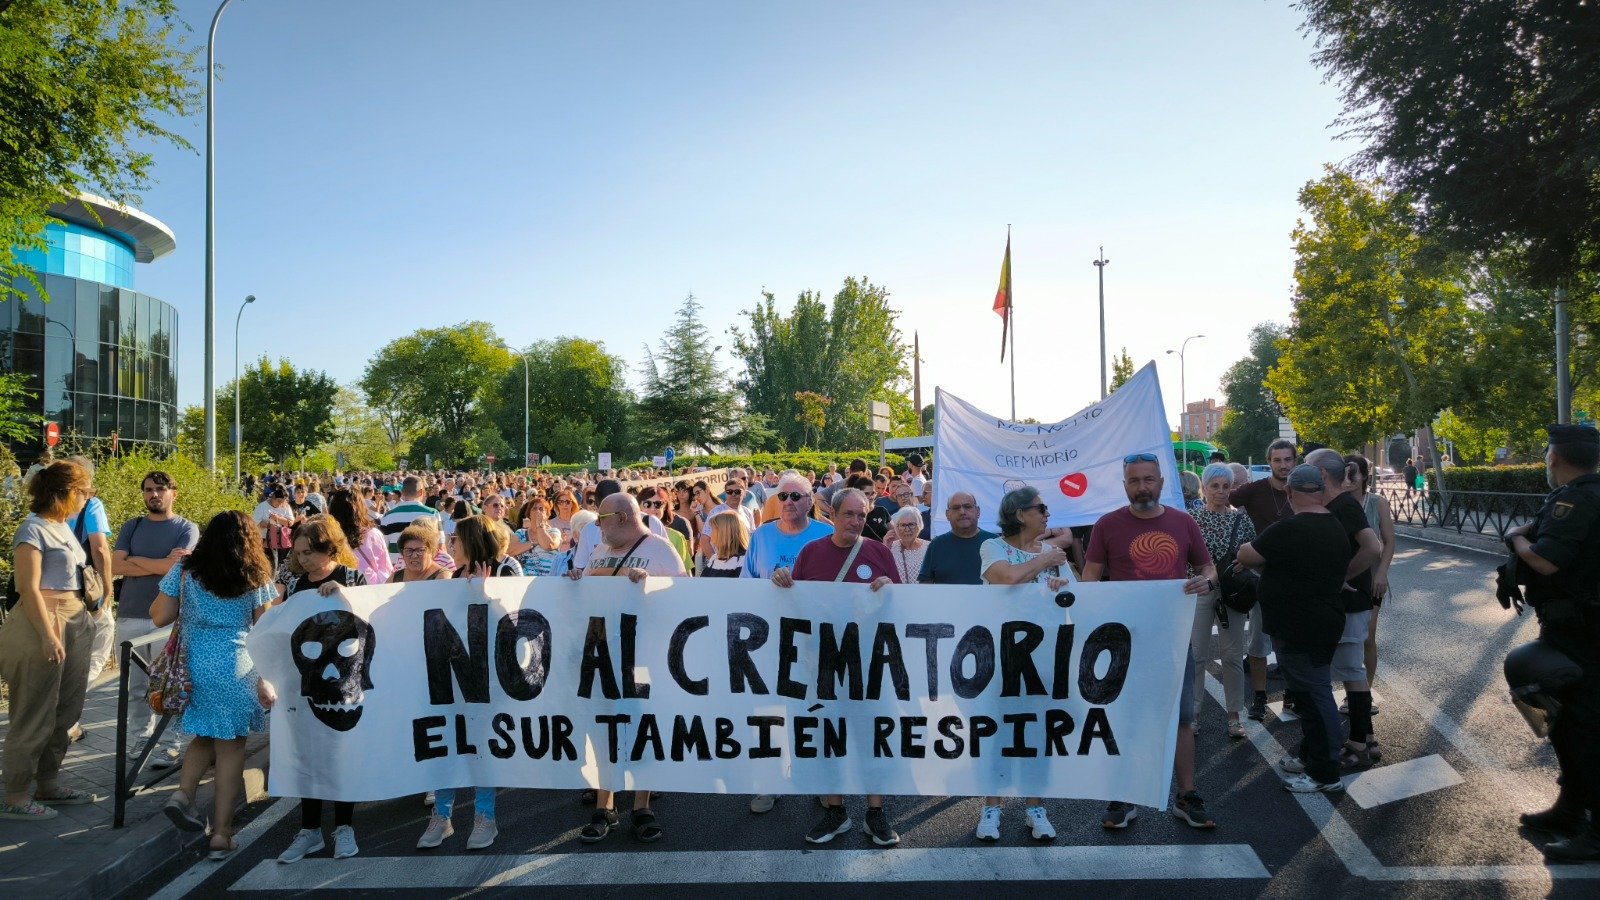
[1,444,1408,863]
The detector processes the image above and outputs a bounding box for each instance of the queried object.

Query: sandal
[208,836,238,861]
[579,809,617,843]
[1227,719,1246,739]
[35,786,95,806]
[1366,737,1382,760]
[631,808,663,843]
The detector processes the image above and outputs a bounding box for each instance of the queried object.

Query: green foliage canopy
[1213,323,1286,461]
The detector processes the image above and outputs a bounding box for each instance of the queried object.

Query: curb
[1392,523,1506,558]
[62,738,270,900]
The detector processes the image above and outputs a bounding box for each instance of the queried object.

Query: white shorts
[1331,609,1371,683]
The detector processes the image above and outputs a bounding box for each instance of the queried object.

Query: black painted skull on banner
[290,610,377,732]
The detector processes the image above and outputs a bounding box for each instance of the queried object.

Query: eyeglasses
[596,511,621,521]
[775,491,810,501]
[1124,453,1159,464]
[400,546,428,557]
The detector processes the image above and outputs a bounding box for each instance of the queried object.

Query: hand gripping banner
[249,574,1191,808]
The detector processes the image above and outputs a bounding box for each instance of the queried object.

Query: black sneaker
[805,804,851,844]
[1170,791,1216,829]
[1247,694,1268,722]
[1521,804,1588,838]
[864,807,899,846]
[1101,801,1138,829]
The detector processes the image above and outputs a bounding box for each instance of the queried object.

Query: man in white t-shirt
[904,453,928,497]
[572,479,667,574]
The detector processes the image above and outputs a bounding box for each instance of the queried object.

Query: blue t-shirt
[66,496,111,541]
[742,519,835,579]
[917,529,999,585]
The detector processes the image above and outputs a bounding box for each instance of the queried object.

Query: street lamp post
[203,0,240,473]
[1167,334,1205,469]
[233,294,255,482]
[523,351,530,469]
[1093,249,1109,399]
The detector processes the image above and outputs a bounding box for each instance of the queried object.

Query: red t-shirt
[1084,506,1211,581]
[792,536,901,584]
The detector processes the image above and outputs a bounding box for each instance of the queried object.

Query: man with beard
[1081,453,1217,830]
[110,471,200,764]
[1230,439,1299,721]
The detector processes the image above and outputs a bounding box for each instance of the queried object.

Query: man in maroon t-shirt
[772,488,900,847]
[1228,438,1298,720]
[1082,453,1216,832]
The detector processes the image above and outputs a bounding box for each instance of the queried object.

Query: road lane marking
[230,844,1272,889]
[1341,754,1462,808]
[148,798,292,900]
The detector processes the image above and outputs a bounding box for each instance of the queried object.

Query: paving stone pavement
[0,667,268,899]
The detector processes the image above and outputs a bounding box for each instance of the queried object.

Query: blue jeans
[435,787,495,819]
[1270,638,1341,785]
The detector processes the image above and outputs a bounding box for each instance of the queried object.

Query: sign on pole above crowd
[597,452,613,471]
[932,362,1183,535]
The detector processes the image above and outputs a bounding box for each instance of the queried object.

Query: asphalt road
[127,536,1598,899]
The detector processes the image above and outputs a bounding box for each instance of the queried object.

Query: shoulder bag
[1217,512,1260,615]
[147,573,193,716]
[72,511,106,611]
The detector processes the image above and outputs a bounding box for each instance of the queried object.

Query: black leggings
[300,799,354,830]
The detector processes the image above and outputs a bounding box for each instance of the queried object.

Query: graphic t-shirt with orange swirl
[1084,506,1211,582]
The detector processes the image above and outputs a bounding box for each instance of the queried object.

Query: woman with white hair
[887,507,928,584]
[1189,462,1256,739]
[972,486,1076,842]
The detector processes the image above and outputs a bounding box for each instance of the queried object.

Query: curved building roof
[48,193,177,264]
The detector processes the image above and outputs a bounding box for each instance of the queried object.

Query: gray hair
[1180,470,1201,500]
[830,487,868,514]
[1304,448,1346,487]
[890,505,923,530]
[1201,463,1234,486]
[1228,462,1249,484]
[996,485,1041,538]
[776,472,811,494]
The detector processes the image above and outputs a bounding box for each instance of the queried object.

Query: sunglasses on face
[1024,503,1049,515]
[641,500,665,509]
[725,488,742,495]
[775,491,809,502]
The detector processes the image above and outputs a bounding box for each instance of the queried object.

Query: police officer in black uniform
[1508,423,1600,861]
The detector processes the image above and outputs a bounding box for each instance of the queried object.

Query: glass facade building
[3,196,179,460]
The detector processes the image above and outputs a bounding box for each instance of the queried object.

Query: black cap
[1547,424,1600,447]
[907,453,924,467]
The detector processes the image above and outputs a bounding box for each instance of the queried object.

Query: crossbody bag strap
[834,539,865,582]
[611,535,649,576]
[1227,512,1245,555]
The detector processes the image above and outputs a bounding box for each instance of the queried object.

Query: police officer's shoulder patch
[1554,501,1575,519]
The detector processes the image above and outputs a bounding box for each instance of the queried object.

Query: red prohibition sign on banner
[1059,472,1088,498]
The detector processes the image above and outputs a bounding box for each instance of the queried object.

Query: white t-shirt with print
[585,533,687,577]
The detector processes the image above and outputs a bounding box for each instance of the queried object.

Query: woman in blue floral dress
[151,511,276,859]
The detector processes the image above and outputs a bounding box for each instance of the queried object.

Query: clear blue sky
[129,0,1355,437]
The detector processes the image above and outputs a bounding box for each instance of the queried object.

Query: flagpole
[1008,225,1016,420]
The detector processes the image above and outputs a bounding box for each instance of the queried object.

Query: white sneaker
[466,814,497,850]
[1278,755,1307,775]
[423,791,435,807]
[277,829,325,864]
[416,814,453,849]
[1283,773,1345,794]
[750,794,777,813]
[332,824,359,859]
[1025,805,1056,840]
[975,805,1001,841]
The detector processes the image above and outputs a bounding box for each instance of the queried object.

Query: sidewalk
[0,669,269,900]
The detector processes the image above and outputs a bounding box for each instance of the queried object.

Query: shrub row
[525,450,914,479]
[1434,464,1548,495]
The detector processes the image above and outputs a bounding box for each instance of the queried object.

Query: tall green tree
[1298,0,1600,283]
[360,322,513,466]
[0,372,38,442]
[1266,168,1472,448]
[0,0,199,300]
[231,357,338,466]
[731,277,912,450]
[484,337,634,464]
[1213,323,1287,460]
[1109,348,1135,392]
[637,295,770,454]
[322,387,396,471]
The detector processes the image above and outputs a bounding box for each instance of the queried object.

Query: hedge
[1433,464,1547,495]
[524,450,915,479]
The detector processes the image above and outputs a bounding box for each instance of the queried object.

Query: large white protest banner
[932,362,1183,535]
[250,575,1189,808]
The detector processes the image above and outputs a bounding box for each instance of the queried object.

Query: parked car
[1248,464,1271,482]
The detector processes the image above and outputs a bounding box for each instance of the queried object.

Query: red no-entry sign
[44,422,60,448]
[1059,472,1088,498]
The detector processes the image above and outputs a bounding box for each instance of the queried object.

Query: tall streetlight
[1093,248,1109,398]
[522,349,530,469]
[1167,334,1204,469]
[233,294,255,481]
[203,0,241,473]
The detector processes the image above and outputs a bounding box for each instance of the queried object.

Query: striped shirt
[380,500,440,563]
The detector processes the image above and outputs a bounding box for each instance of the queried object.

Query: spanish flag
[994,234,1012,362]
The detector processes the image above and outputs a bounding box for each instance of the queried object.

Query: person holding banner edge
[1080,453,1217,830]
[568,492,687,843]
[771,488,902,847]
[974,485,1078,841]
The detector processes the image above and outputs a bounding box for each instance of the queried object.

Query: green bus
[1173,439,1220,476]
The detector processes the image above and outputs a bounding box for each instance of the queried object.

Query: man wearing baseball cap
[1236,464,1353,794]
